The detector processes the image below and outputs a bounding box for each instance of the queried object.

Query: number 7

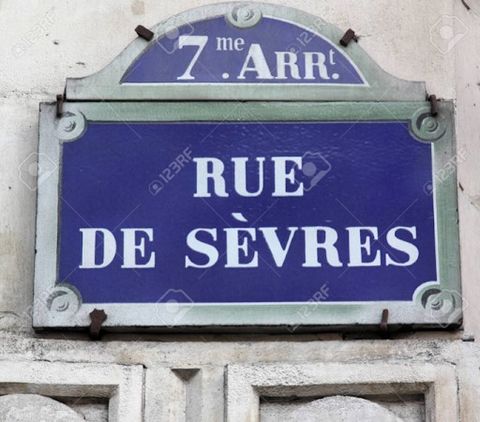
[177,35,208,80]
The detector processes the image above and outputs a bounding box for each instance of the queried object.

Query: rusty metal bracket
[461,0,471,10]
[89,309,107,339]
[340,29,358,47]
[462,334,475,342]
[380,308,389,335]
[56,94,64,118]
[135,25,154,41]
[427,94,439,117]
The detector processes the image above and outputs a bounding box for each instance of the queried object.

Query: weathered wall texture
[0,0,479,420]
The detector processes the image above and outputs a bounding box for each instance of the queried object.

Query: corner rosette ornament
[226,4,262,28]
[47,284,81,315]
[55,111,87,142]
[421,287,462,327]
[409,106,447,142]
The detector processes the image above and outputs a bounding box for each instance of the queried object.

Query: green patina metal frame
[34,2,460,331]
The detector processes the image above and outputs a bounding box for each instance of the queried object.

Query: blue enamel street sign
[61,121,434,304]
[34,3,460,330]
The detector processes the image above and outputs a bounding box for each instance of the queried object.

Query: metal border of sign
[34,100,460,331]
[65,1,426,102]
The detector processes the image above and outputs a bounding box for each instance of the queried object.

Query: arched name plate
[66,2,425,101]
[34,3,460,332]
[122,15,366,85]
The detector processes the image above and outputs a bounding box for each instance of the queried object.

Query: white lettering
[177,35,208,80]
[224,228,258,268]
[272,156,303,197]
[121,228,155,269]
[193,157,229,198]
[231,157,265,197]
[185,228,219,268]
[302,227,343,267]
[260,227,298,267]
[304,52,330,80]
[238,43,273,80]
[346,227,381,267]
[79,228,116,269]
[386,226,419,266]
[275,51,300,79]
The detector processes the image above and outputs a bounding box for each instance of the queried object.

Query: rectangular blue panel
[58,121,436,304]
